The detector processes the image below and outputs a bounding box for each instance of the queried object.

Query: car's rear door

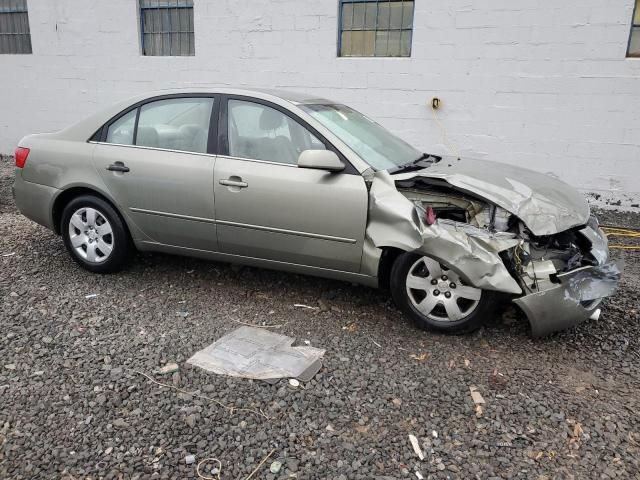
[92,95,219,251]
[213,96,368,272]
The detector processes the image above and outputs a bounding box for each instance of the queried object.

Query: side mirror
[297,150,345,172]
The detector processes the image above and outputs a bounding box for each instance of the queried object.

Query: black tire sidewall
[390,252,495,334]
[61,195,130,273]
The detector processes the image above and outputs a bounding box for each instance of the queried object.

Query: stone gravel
[1,156,639,479]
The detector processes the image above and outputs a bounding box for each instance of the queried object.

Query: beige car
[13,88,620,336]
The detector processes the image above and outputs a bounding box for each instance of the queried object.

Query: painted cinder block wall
[1,0,639,206]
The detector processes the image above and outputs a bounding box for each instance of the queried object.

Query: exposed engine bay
[365,169,621,336]
[394,177,603,296]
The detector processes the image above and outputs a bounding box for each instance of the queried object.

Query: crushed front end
[368,169,622,337]
[508,217,621,336]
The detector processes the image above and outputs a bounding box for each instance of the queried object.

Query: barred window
[0,0,32,54]
[628,0,640,57]
[339,0,414,57]
[140,0,195,56]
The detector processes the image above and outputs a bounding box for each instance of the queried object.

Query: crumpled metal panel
[559,261,622,302]
[579,225,610,265]
[392,157,590,236]
[514,286,595,337]
[515,261,622,337]
[366,171,522,294]
[187,326,325,382]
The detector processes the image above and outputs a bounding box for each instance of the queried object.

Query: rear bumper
[13,172,58,230]
[514,261,621,337]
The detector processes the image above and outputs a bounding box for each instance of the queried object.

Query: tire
[390,252,496,334]
[61,194,131,273]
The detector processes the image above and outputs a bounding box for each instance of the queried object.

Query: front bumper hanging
[515,260,622,337]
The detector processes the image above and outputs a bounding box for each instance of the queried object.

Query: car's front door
[93,95,219,251]
[213,97,368,273]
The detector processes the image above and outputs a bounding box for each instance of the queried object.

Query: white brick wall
[1,0,639,206]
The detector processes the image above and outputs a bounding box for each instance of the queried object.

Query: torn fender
[366,171,522,294]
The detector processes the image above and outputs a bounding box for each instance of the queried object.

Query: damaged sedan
[13,89,620,336]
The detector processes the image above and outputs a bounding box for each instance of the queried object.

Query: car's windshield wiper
[388,153,441,174]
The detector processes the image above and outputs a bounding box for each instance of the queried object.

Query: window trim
[139,0,195,57]
[218,94,360,175]
[90,93,360,175]
[337,0,415,58]
[90,93,220,156]
[628,0,640,58]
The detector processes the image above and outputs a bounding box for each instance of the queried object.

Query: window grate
[338,0,414,57]
[0,0,32,54]
[628,0,640,57]
[140,0,195,56]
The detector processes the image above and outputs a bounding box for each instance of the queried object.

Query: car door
[93,95,219,251]
[213,97,368,272]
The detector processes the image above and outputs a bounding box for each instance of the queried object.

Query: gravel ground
[1,156,639,480]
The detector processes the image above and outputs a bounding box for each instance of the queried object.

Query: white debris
[432,430,438,439]
[85,293,99,299]
[470,385,486,416]
[185,454,196,465]
[2,252,15,257]
[288,378,300,388]
[293,303,319,310]
[408,434,424,460]
[270,460,282,474]
[415,472,424,479]
[157,363,179,375]
[469,385,485,405]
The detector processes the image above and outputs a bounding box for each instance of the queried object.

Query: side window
[136,98,214,153]
[227,100,325,165]
[106,109,137,145]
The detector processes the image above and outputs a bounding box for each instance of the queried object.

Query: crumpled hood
[391,157,590,236]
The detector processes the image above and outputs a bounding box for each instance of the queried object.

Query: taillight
[15,147,30,168]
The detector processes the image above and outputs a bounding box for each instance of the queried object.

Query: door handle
[219,179,248,188]
[107,161,130,173]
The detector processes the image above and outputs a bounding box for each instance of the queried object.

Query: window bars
[339,0,414,57]
[140,0,195,56]
[0,0,32,54]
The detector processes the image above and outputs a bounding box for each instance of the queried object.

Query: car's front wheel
[61,195,131,273]
[390,252,496,334]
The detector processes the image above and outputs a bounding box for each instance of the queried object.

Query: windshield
[301,104,422,170]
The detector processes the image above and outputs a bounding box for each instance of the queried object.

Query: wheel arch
[376,246,406,290]
[52,185,131,239]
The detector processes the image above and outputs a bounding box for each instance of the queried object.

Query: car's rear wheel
[61,195,131,273]
[390,252,496,334]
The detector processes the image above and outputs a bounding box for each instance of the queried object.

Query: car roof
[41,86,372,175]
[136,87,336,106]
[52,87,337,145]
